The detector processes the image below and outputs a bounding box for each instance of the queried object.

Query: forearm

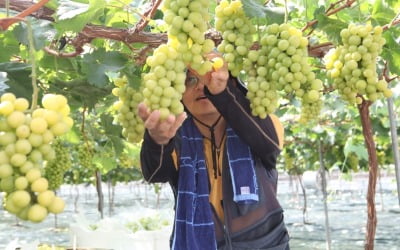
[140,130,177,183]
[205,78,282,162]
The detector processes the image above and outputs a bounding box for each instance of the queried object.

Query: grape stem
[6,17,40,109]
[25,18,39,110]
[284,0,288,24]
[382,61,400,83]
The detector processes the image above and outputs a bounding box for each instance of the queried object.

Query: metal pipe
[387,97,400,207]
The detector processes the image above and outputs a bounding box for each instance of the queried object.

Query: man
[138,53,290,250]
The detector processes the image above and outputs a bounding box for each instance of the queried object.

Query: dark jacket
[140,76,290,249]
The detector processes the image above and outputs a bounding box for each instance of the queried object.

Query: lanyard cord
[191,114,223,178]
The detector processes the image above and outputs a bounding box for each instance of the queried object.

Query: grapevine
[0,93,73,223]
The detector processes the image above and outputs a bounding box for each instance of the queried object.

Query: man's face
[182,69,219,120]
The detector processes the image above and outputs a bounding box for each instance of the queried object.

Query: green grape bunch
[241,23,323,122]
[142,44,186,120]
[118,152,137,169]
[215,0,256,77]
[141,0,217,121]
[162,0,215,75]
[76,142,95,170]
[324,23,392,104]
[112,77,145,143]
[299,99,323,124]
[0,92,72,223]
[347,152,360,172]
[242,45,280,118]
[44,139,72,190]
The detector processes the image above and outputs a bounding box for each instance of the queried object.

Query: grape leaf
[13,20,55,50]
[381,29,400,76]
[263,7,286,25]
[55,0,106,33]
[81,48,127,87]
[302,0,319,21]
[99,52,128,71]
[343,138,368,161]
[0,62,33,101]
[84,64,109,87]
[0,31,19,61]
[39,54,79,73]
[94,154,116,173]
[122,64,142,90]
[241,0,266,18]
[56,0,89,20]
[48,78,110,109]
[83,48,127,70]
[241,0,285,24]
[382,48,400,76]
[372,0,396,25]
[315,10,347,45]
[100,114,124,156]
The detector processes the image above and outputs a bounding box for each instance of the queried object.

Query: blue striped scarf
[172,117,258,250]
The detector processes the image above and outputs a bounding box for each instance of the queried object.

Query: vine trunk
[358,100,378,250]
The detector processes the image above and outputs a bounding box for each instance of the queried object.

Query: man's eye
[185,76,199,87]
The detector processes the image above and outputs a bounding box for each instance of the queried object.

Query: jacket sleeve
[204,77,284,169]
[140,130,178,183]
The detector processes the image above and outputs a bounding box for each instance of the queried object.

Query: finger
[156,114,176,133]
[137,102,150,121]
[211,70,229,81]
[169,112,187,134]
[144,110,161,130]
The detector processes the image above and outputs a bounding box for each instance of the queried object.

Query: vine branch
[382,11,400,31]
[302,0,357,32]
[0,0,398,62]
[0,0,50,30]
[132,0,163,33]
[382,61,400,84]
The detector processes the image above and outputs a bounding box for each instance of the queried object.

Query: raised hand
[137,102,187,145]
[205,53,230,95]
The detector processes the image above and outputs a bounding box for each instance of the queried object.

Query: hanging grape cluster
[242,40,280,117]
[162,0,215,75]
[44,139,72,190]
[215,0,256,77]
[141,0,215,120]
[226,19,324,121]
[76,141,95,170]
[324,23,392,104]
[142,44,186,120]
[0,93,73,223]
[118,151,138,169]
[112,76,145,143]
